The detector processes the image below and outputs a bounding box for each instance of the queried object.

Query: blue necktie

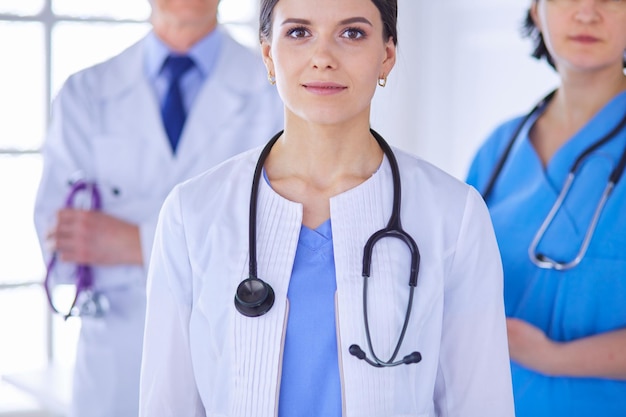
[161,55,195,153]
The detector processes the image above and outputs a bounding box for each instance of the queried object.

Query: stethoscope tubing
[481,90,556,202]
[247,131,283,281]
[528,174,615,270]
[482,89,626,270]
[247,130,421,286]
[361,130,420,287]
[240,129,423,367]
[362,277,416,366]
[43,179,102,320]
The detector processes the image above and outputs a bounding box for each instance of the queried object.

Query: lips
[302,82,347,95]
[570,34,600,43]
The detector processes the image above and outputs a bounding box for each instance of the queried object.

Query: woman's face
[531,0,626,73]
[261,0,396,127]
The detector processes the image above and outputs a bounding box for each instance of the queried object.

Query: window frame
[0,1,151,368]
[0,0,260,387]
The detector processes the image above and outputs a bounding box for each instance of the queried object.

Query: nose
[310,35,338,70]
[573,0,601,23]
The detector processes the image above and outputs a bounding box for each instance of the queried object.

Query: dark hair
[522,9,556,69]
[522,6,626,70]
[259,0,398,45]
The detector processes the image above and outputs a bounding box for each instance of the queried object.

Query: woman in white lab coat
[33,1,283,416]
[140,0,514,416]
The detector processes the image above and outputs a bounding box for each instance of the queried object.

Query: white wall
[371,0,559,179]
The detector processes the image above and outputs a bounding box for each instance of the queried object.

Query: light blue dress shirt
[143,28,222,112]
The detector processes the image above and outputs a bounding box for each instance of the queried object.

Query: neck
[530,67,626,165]
[266,116,383,189]
[151,16,216,53]
[264,116,384,230]
[554,66,626,124]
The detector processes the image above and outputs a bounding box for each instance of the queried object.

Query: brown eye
[341,27,366,40]
[286,26,309,38]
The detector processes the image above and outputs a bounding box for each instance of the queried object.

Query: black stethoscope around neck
[234,129,422,367]
[481,89,626,270]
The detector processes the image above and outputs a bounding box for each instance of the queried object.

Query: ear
[530,1,542,33]
[261,40,275,77]
[381,37,397,77]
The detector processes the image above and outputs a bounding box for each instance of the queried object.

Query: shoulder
[216,30,270,94]
[391,148,496,271]
[465,115,527,189]
[479,116,527,157]
[219,30,262,64]
[170,146,262,211]
[391,147,491,234]
[58,35,145,101]
[394,147,471,201]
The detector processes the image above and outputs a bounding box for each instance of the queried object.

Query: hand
[506,317,560,375]
[48,208,143,266]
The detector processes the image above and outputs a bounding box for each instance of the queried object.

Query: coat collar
[95,29,271,160]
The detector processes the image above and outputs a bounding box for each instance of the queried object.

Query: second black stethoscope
[482,90,626,270]
[234,129,422,368]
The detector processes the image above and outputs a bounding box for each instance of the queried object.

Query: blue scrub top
[467,91,626,417]
[278,219,342,417]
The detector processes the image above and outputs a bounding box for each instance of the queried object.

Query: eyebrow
[281,17,373,27]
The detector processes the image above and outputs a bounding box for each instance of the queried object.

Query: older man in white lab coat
[33,1,283,416]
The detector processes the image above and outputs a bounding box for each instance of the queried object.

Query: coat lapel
[98,34,174,161]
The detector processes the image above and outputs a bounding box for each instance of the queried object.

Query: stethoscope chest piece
[234,277,275,317]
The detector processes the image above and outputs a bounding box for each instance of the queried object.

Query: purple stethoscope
[44,179,109,319]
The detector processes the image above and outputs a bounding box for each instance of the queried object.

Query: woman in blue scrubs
[467,1,626,416]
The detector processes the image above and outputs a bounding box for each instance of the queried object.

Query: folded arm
[507,318,626,380]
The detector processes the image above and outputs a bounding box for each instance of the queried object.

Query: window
[0,1,258,413]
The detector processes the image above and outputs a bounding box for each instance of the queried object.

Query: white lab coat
[33,28,283,417]
[140,145,515,417]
